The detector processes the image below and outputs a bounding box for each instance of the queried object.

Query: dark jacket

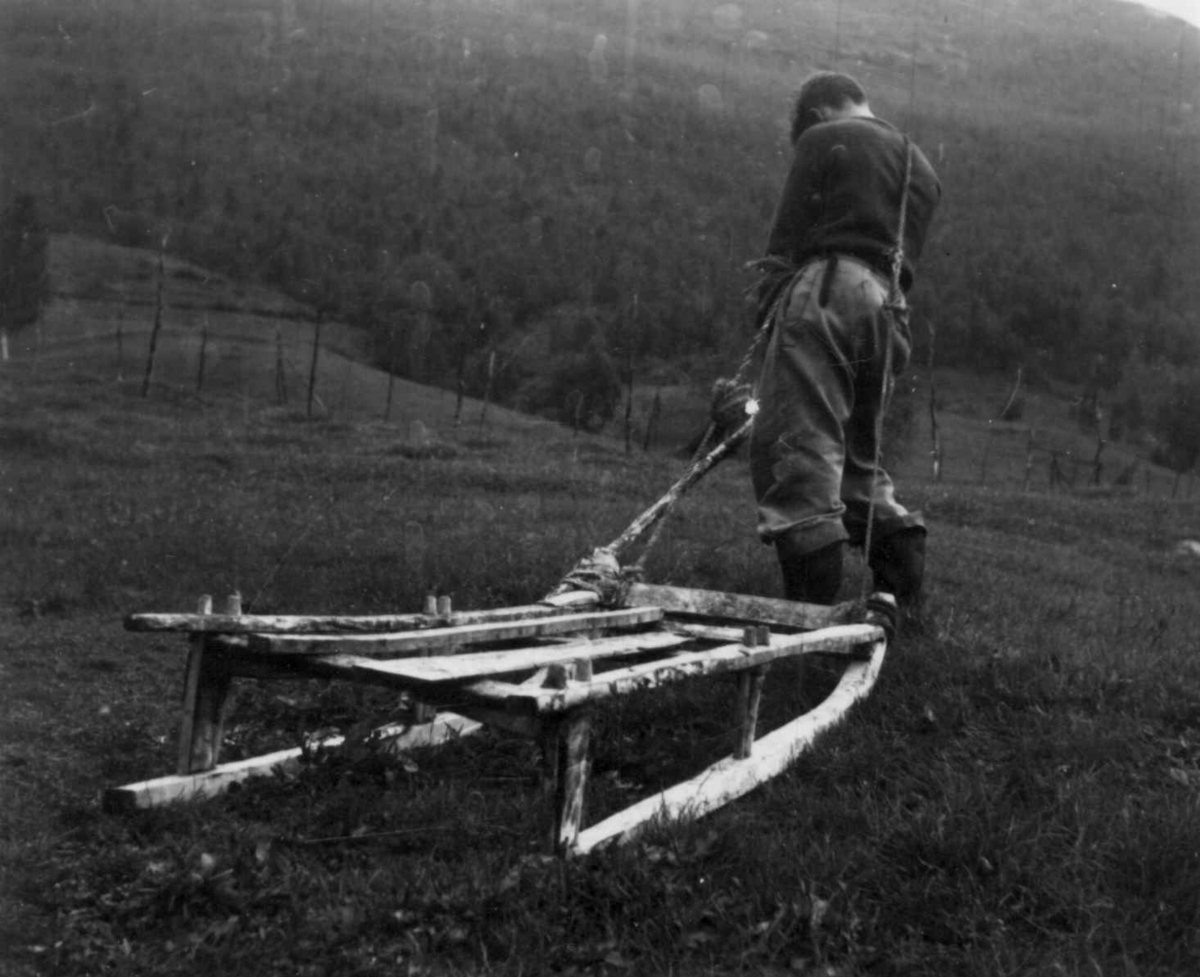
[765,115,941,293]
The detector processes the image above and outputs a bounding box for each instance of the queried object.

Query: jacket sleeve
[764,129,837,260]
[764,149,810,259]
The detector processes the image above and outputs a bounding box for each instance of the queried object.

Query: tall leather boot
[868,527,927,632]
[776,539,844,605]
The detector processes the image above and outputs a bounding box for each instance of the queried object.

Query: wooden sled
[110,584,888,856]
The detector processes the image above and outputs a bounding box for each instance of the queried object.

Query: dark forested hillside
[1,0,1196,424]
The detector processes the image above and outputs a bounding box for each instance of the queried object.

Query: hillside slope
[9,229,1180,494]
[1,0,1196,411]
[16,233,577,441]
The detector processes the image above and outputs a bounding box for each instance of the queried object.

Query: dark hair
[790,71,868,143]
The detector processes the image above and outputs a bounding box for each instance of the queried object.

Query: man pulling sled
[740,70,941,635]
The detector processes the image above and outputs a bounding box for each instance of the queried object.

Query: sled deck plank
[346,629,692,685]
[499,624,882,715]
[625,583,855,630]
[126,598,600,635]
[242,607,664,655]
[671,622,874,656]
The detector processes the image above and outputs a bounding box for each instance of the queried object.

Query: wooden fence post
[196,319,208,393]
[384,369,395,422]
[383,320,399,423]
[572,392,585,438]
[338,353,351,416]
[140,229,170,397]
[242,358,251,426]
[624,349,634,454]
[1023,428,1035,493]
[274,325,287,405]
[643,387,662,452]
[927,319,942,481]
[307,313,322,418]
[115,314,124,380]
[478,350,495,432]
[998,365,1023,420]
[1092,436,1106,486]
[454,375,466,433]
[978,426,992,484]
[624,296,636,455]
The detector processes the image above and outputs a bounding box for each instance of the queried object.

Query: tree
[1153,378,1200,474]
[492,304,623,430]
[0,194,50,342]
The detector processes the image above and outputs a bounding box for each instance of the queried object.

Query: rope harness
[551,137,915,608]
[860,136,913,600]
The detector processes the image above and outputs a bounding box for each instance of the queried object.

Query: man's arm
[764,148,812,260]
[763,127,842,259]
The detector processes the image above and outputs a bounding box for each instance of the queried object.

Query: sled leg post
[544,708,593,856]
[538,663,593,855]
[735,665,768,760]
[412,649,437,724]
[413,597,452,723]
[537,663,573,790]
[177,594,235,775]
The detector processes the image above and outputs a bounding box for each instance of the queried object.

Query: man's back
[765,116,941,291]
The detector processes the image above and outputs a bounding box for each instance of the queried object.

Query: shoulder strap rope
[859,136,913,600]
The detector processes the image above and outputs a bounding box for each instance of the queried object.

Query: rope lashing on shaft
[549,546,640,606]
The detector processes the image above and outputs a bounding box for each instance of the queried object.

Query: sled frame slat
[243,606,664,655]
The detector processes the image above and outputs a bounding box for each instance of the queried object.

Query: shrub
[517,338,622,431]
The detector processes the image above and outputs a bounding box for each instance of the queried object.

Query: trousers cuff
[771,520,850,557]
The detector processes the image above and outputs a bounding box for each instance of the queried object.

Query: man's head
[790,71,871,143]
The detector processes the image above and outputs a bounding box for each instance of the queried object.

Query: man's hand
[710,378,757,443]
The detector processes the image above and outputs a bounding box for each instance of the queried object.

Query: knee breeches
[749,256,924,555]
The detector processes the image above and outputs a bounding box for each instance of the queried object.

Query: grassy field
[4,250,1200,975]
